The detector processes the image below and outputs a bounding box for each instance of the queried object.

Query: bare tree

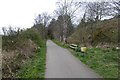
[55,0,82,41]
[33,12,51,39]
[41,12,51,27]
[34,12,51,25]
[34,14,43,25]
[2,27,21,36]
[2,27,7,35]
[112,0,120,16]
[85,1,113,21]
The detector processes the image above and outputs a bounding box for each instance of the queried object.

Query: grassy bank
[70,48,118,78]
[52,40,69,48]
[17,41,46,78]
[2,28,46,78]
[68,17,119,47]
[53,40,119,78]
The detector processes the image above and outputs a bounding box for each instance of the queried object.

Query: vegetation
[1,0,120,79]
[53,40,119,78]
[2,27,46,78]
[47,15,74,41]
[52,40,69,48]
[67,17,119,47]
[70,48,119,78]
[17,42,46,78]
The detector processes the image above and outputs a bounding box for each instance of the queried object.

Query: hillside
[67,17,119,48]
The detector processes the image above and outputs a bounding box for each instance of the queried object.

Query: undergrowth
[2,28,46,78]
[16,42,46,78]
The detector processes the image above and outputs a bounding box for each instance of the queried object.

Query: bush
[2,27,45,78]
[19,28,44,46]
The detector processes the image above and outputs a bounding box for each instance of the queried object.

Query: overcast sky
[0,0,58,27]
[0,0,114,34]
[0,0,58,34]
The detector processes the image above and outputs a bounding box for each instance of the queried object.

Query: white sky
[0,0,114,34]
[0,0,57,34]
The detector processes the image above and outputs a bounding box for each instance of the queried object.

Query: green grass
[70,48,118,78]
[53,40,119,78]
[52,40,69,48]
[16,42,46,78]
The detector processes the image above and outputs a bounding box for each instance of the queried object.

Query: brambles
[2,27,44,78]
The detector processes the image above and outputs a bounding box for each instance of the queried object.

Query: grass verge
[16,41,46,78]
[53,40,119,78]
[52,40,69,48]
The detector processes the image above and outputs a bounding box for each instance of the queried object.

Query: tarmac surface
[45,40,101,78]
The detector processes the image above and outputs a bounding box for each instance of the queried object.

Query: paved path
[45,40,101,78]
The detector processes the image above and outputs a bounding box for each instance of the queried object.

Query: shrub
[2,27,44,78]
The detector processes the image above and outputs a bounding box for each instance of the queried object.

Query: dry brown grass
[2,39,37,78]
[2,28,43,78]
[67,17,119,48]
